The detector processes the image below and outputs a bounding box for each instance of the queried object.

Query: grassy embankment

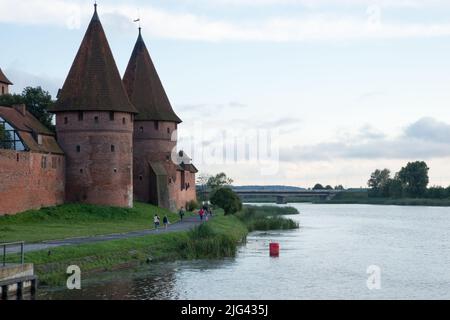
[0,202,181,243]
[1,203,299,286]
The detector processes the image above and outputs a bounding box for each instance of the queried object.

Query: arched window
[76,145,81,153]
[111,145,115,152]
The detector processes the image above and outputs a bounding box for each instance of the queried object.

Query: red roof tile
[123,29,181,123]
[50,7,137,114]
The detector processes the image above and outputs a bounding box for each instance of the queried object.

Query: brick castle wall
[133,120,197,210]
[0,149,65,215]
[55,111,134,208]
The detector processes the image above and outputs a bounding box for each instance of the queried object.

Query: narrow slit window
[78,112,84,121]
[154,121,159,130]
[122,117,126,125]
[94,116,99,124]
[111,145,115,152]
[110,112,115,121]
[76,145,81,153]
[64,117,68,124]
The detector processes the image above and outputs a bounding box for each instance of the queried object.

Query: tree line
[368,161,450,199]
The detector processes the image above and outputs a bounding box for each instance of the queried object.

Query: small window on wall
[139,175,143,181]
[78,112,84,121]
[2,86,4,95]
[154,121,159,130]
[167,127,171,134]
[64,117,68,124]
[94,116,99,124]
[122,118,126,125]
[110,112,115,121]
[76,145,81,153]
[111,145,115,152]
[180,171,186,191]
[41,156,47,169]
[139,127,144,133]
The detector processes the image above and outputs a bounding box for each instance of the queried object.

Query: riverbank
[317,191,450,207]
[0,203,182,243]
[4,205,298,287]
[245,192,450,207]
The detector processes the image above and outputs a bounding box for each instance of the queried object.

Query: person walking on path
[154,215,160,231]
[163,215,169,230]
[199,208,205,221]
[179,207,186,221]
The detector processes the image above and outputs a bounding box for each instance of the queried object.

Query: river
[38,203,450,300]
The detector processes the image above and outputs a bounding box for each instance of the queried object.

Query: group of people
[198,206,213,222]
[153,205,213,231]
[153,214,170,231]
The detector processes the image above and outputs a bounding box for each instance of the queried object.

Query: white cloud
[280,117,450,162]
[2,0,450,42]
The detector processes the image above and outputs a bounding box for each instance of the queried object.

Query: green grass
[21,214,248,286]
[2,204,296,287]
[244,205,300,215]
[0,203,181,243]
[237,205,300,232]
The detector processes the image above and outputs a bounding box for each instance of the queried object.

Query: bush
[186,200,199,212]
[180,223,238,259]
[210,188,242,215]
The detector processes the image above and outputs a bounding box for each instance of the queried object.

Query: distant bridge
[232,190,341,204]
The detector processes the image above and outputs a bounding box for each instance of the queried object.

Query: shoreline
[30,210,298,287]
[245,199,450,207]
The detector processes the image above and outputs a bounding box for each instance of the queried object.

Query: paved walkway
[6,216,207,254]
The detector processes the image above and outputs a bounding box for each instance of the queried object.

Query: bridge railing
[1,242,25,267]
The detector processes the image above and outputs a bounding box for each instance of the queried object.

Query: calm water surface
[39,204,450,300]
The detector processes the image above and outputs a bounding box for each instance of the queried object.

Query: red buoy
[270,243,280,257]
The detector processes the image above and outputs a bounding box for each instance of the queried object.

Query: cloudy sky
[1,0,450,188]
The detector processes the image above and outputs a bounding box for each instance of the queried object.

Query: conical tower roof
[0,68,12,85]
[123,29,181,123]
[50,5,137,114]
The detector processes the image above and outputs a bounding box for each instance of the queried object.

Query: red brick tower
[49,5,138,208]
[123,28,195,211]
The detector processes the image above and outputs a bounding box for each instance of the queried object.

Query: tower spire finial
[134,9,141,34]
[94,1,97,12]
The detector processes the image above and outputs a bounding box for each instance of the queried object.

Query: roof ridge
[50,6,137,114]
[123,29,182,123]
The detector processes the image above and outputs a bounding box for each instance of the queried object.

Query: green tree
[334,185,345,190]
[368,169,391,197]
[313,184,324,190]
[196,173,212,202]
[325,185,333,190]
[0,87,54,131]
[383,178,404,198]
[207,173,234,191]
[397,161,429,198]
[210,188,242,215]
